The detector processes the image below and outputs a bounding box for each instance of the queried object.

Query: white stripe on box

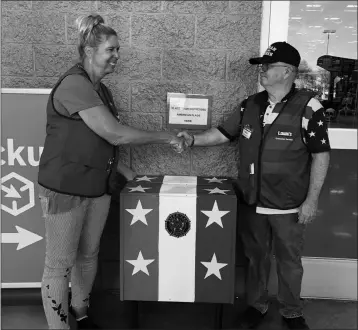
[161,175,197,185]
[158,176,197,302]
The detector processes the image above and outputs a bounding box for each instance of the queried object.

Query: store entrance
[287,1,358,126]
[317,55,358,118]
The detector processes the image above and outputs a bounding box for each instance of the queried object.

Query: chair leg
[214,304,224,329]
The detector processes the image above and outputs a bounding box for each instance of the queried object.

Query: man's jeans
[239,204,306,318]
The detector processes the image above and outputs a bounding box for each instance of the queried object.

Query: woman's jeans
[39,190,111,329]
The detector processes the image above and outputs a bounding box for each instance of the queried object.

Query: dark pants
[239,204,306,318]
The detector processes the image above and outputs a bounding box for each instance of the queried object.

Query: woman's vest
[38,64,118,197]
[236,89,315,209]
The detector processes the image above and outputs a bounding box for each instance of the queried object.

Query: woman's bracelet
[189,135,195,148]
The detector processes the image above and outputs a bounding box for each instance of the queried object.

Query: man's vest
[38,64,118,197]
[236,89,315,209]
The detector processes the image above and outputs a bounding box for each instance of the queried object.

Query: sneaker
[69,307,99,329]
[283,316,310,329]
[236,306,267,329]
[77,316,100,329]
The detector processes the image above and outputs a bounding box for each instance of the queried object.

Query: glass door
[266,1,358,127]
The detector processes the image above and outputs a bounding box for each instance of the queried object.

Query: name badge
[242,124,253,139]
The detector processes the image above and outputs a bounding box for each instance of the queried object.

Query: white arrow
[1,184,21,198]
[1,226,43,250]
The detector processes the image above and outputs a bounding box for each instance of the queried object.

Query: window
[264,1,358,124]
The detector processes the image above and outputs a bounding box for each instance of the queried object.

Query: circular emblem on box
[165,212,191,238]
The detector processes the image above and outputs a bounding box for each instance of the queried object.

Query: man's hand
[298,199,318,224]
[169,133,185,153]
[177,131,193,148]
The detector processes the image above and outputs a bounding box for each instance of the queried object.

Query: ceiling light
[348,41,358,43]
[290,17,302,20]
[346,4,358,8]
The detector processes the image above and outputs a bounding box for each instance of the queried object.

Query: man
[178,41,330,329]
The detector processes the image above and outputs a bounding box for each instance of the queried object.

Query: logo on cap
[264,46,277,57]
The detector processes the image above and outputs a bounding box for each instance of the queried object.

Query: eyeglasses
[258,64,290,72]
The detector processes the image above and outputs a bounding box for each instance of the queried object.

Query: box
[120,175,237,303]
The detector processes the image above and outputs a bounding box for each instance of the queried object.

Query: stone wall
[1,1,262,177]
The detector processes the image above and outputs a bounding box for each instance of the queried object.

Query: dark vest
[236,89,315,209]
[38,64,118,197]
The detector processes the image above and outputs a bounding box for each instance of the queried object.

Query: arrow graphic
[1,172,35,216]
[1,226,43,250]
[1,184,21,198]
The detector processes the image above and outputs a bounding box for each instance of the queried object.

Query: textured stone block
[227,49,259,80]
[117,145,130,167]
[115,48,161,80]
[131,145,191,175]
[33,12,66,44]
[163,49,226,80]
[32,1,94,11]
[133,1,162,12]
[191,146,239,177]
[102,77,130,112]
[2,11,34,43]
[211,114,225,127]
[192,81,247,115]
[105,14,131,47]
[131,81,192,113]
[132,14,195,48]
[163,1,229,14]
[34,45,77,77]
[229,1,262,15]
[1,76,58,89]
[97,0,133,12]
[95,1,163,13]
[227,49,260,94]
[13,12,66,44]
[1,1,31,10]
[118,113,163,131]
[1,43,34,76]
[197,15,261,49]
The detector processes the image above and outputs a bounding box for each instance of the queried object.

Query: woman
[38,14,182,329]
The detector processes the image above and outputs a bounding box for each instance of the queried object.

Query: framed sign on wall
[167,93,212,130]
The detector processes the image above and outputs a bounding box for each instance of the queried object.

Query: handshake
[169,131,194,153]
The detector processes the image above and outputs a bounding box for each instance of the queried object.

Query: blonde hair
[75,14,117,63]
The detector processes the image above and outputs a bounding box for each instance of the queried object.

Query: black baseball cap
[249,41,301,68]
